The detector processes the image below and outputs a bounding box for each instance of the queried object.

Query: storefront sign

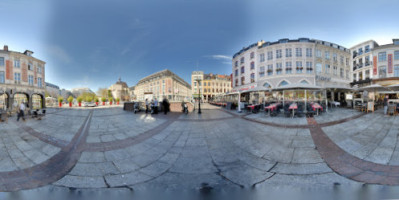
[388,54,393,73]
[316,75,331,82]
[373,56,377,75]
[232,84,257,92]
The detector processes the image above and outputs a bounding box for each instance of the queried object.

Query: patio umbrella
[358,84,386,91]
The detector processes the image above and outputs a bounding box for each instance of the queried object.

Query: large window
[267,51,273,60]
[235,69,238,76]
[333,66,337,75]
[316,49,321,57]
[285,48,292,57]
[0,71,4,83]
[241,76,245,85]
[235,61,238,67]
[240,57,244,64]
[276,63,282,75]
[325,64,330,74]
[365,45,370,53]
[267,64,273,76]
[259,66,265,77]
[306,62,313,74]
[340,56,344,65]
[359,71,363,80]
[365,55,370,66]
[346,70,349,79]
[14,60,20,68]
[379,66,387,78]
[365,69,370,79]
[394,66,399,77]
[241,66,244,74]
[250,52,254,59]
[325,51,330,59]
[260,53,265,62]
[306,48,312,57]
[358,48,363,56]
[394,51,399,60]
[250,73,255,83]
[276,49,282,58]
[37,65,42,73]
[316,63,322,74]
[0,57,4,66]
[296,48,302,57]
[296,61,303,73]
[250,62,255,70]
[286,62,292,74]
[28,75,34,86]
[14,72,21,83]
[353,73,357,81]
[333,53,337,62]
[38,77,42,88]
[340,68,344,78]
[378,52,387,62]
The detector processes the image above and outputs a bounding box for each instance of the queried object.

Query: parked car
[83,102,97,107]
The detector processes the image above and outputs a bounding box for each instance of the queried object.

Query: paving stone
[79,152,106,163]
[112,159,141,173]
[291,148,323,164]
[105,171,153,187]
[271,163,332,175]
[70,162,120,176]
[139,161,171,177]
[54,175,106,188]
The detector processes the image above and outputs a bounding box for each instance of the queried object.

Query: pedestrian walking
[145,98,149,113]
[17,102,26,121]
[154,98,159,114]
[384,95,389,115]
[162,97,169,115]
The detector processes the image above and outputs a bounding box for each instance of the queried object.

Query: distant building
[109,77,130,101]
[135,69,192,102]
[60,89,73,99]
[71,87,94,97]
[129,86,136,100]
[0,45,46,110]
[191,71,232,101]
[45,82,60,97]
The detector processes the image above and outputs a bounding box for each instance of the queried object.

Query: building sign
[316,75,331,82]
[388,54,393,73]
[373,56,377,75]
[232,83,257,92]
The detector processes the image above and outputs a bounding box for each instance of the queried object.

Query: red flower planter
[78,102,81,107]
[59,102,62,107]
[102,102,105,106]
[117,101,119,105]
[69,102,72,107]
[110,101,113,105]
[96,102,99,106]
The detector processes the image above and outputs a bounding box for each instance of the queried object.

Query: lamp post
[196,79,202,114]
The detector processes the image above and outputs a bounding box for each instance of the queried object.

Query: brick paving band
[0,111,93,192]
[307,117,399,185]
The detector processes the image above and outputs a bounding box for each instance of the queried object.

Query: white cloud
[209,54,231,60]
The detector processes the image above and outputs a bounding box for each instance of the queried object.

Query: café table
[289,103,297,118]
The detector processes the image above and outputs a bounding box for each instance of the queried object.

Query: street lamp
[196,79,202,114]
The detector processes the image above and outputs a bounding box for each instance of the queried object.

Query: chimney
[3,45,8,51]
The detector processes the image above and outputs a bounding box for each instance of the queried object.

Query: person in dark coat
[162,97,169,115]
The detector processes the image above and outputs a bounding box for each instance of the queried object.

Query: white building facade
[232,38,352,90]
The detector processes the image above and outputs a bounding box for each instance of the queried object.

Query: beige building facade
[135,69,191,102]
[191,71,231,101]
[0,45,46,111]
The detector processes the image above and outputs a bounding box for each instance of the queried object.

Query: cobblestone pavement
[1,104,399,196]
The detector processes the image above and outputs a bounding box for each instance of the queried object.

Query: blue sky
[1,0,398,91]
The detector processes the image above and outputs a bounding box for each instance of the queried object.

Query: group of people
[145,97,171,115]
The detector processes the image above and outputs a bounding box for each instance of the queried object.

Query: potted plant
[67,96,73,107]
[95,97,99,106]
[77,96,83,107]
[116,97,120,105]
[109,97,113,105]
[58,96,63,107]
[101,97,106,105]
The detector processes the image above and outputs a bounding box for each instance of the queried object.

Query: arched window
[263,82,272,88]
[278,80,289,87]
[300,80,309,84]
